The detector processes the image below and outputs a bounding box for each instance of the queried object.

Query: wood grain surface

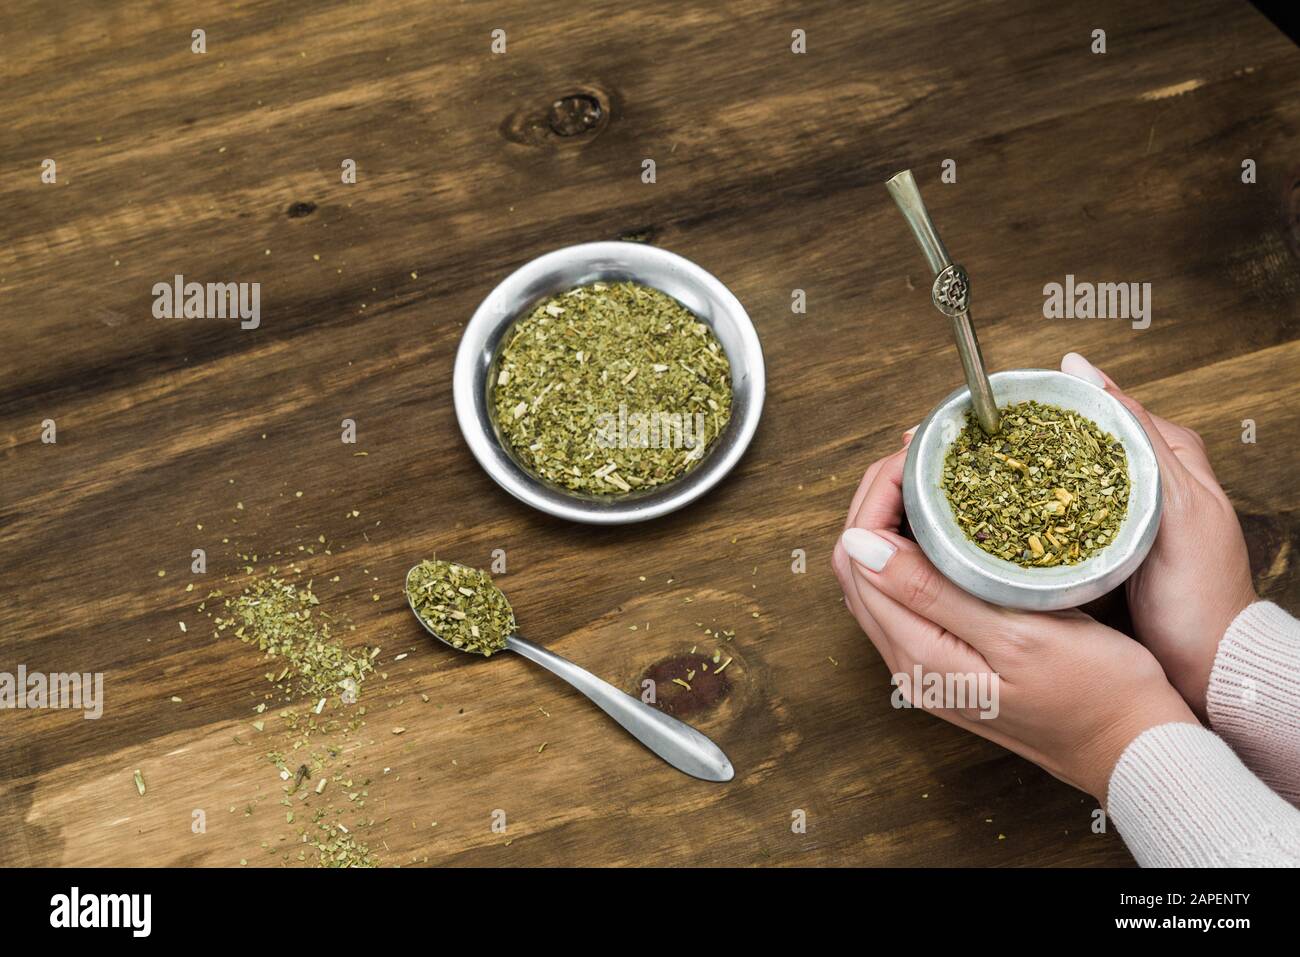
[3,0,1299,867]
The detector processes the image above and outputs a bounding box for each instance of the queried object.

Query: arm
[835,437,1300,869]
[1058,355,1300,804]
[1206,601,1300,804]
[1108,721,1300,867]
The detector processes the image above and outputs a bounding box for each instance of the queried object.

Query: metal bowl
[453,241,765,524]
[902,369,1161,610]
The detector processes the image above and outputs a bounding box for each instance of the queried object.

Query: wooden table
[3,0,1298,868]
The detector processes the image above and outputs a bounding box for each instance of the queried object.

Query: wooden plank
[1,0,1298,866]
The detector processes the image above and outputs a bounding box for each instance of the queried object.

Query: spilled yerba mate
[406,559,514,655]
[941,400,1129,567]
[215,576,376,700]
[210,565,381,867]
[492,281,733,494]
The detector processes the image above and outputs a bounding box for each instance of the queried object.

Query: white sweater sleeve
[1206,601,1300,804]
[1106,722,1300,867]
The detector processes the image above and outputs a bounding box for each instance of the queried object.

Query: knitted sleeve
[1106,722,1300,866]
[1205,601,1300,804]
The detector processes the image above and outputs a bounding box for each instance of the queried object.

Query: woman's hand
[833,444,1197,804]
[1060,353,1258,719]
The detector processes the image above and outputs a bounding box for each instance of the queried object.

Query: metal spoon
[405,566,735,782]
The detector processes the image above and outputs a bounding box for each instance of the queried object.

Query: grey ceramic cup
[902,369,1161,611]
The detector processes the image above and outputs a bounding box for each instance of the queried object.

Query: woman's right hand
[1061,353,1258,719]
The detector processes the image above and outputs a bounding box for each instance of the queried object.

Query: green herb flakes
[406,560,514,656]
[309,821,377,868]
[491,281,733,494]
[941,400,1130,567]
[214,577,375,701]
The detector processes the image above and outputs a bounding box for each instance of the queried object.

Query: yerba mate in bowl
[491,281,733,495]
[903,369,1160,611]
[941,400,1130,567]
[454,242,765,524]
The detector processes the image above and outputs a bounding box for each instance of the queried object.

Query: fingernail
[903,424,918,438]
[1061,352,1105,387]
[841,528,896,573]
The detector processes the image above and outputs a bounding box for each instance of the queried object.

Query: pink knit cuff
[1107,722,1300,866]
[1206,600,1300,805]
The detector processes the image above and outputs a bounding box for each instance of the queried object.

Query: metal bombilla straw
[885,169,1001,435]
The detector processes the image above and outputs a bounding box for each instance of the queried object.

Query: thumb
[1060,352,1192,514]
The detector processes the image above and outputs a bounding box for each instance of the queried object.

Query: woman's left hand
[831,441,1199,803]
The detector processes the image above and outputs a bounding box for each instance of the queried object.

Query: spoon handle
[506,635,734,782]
